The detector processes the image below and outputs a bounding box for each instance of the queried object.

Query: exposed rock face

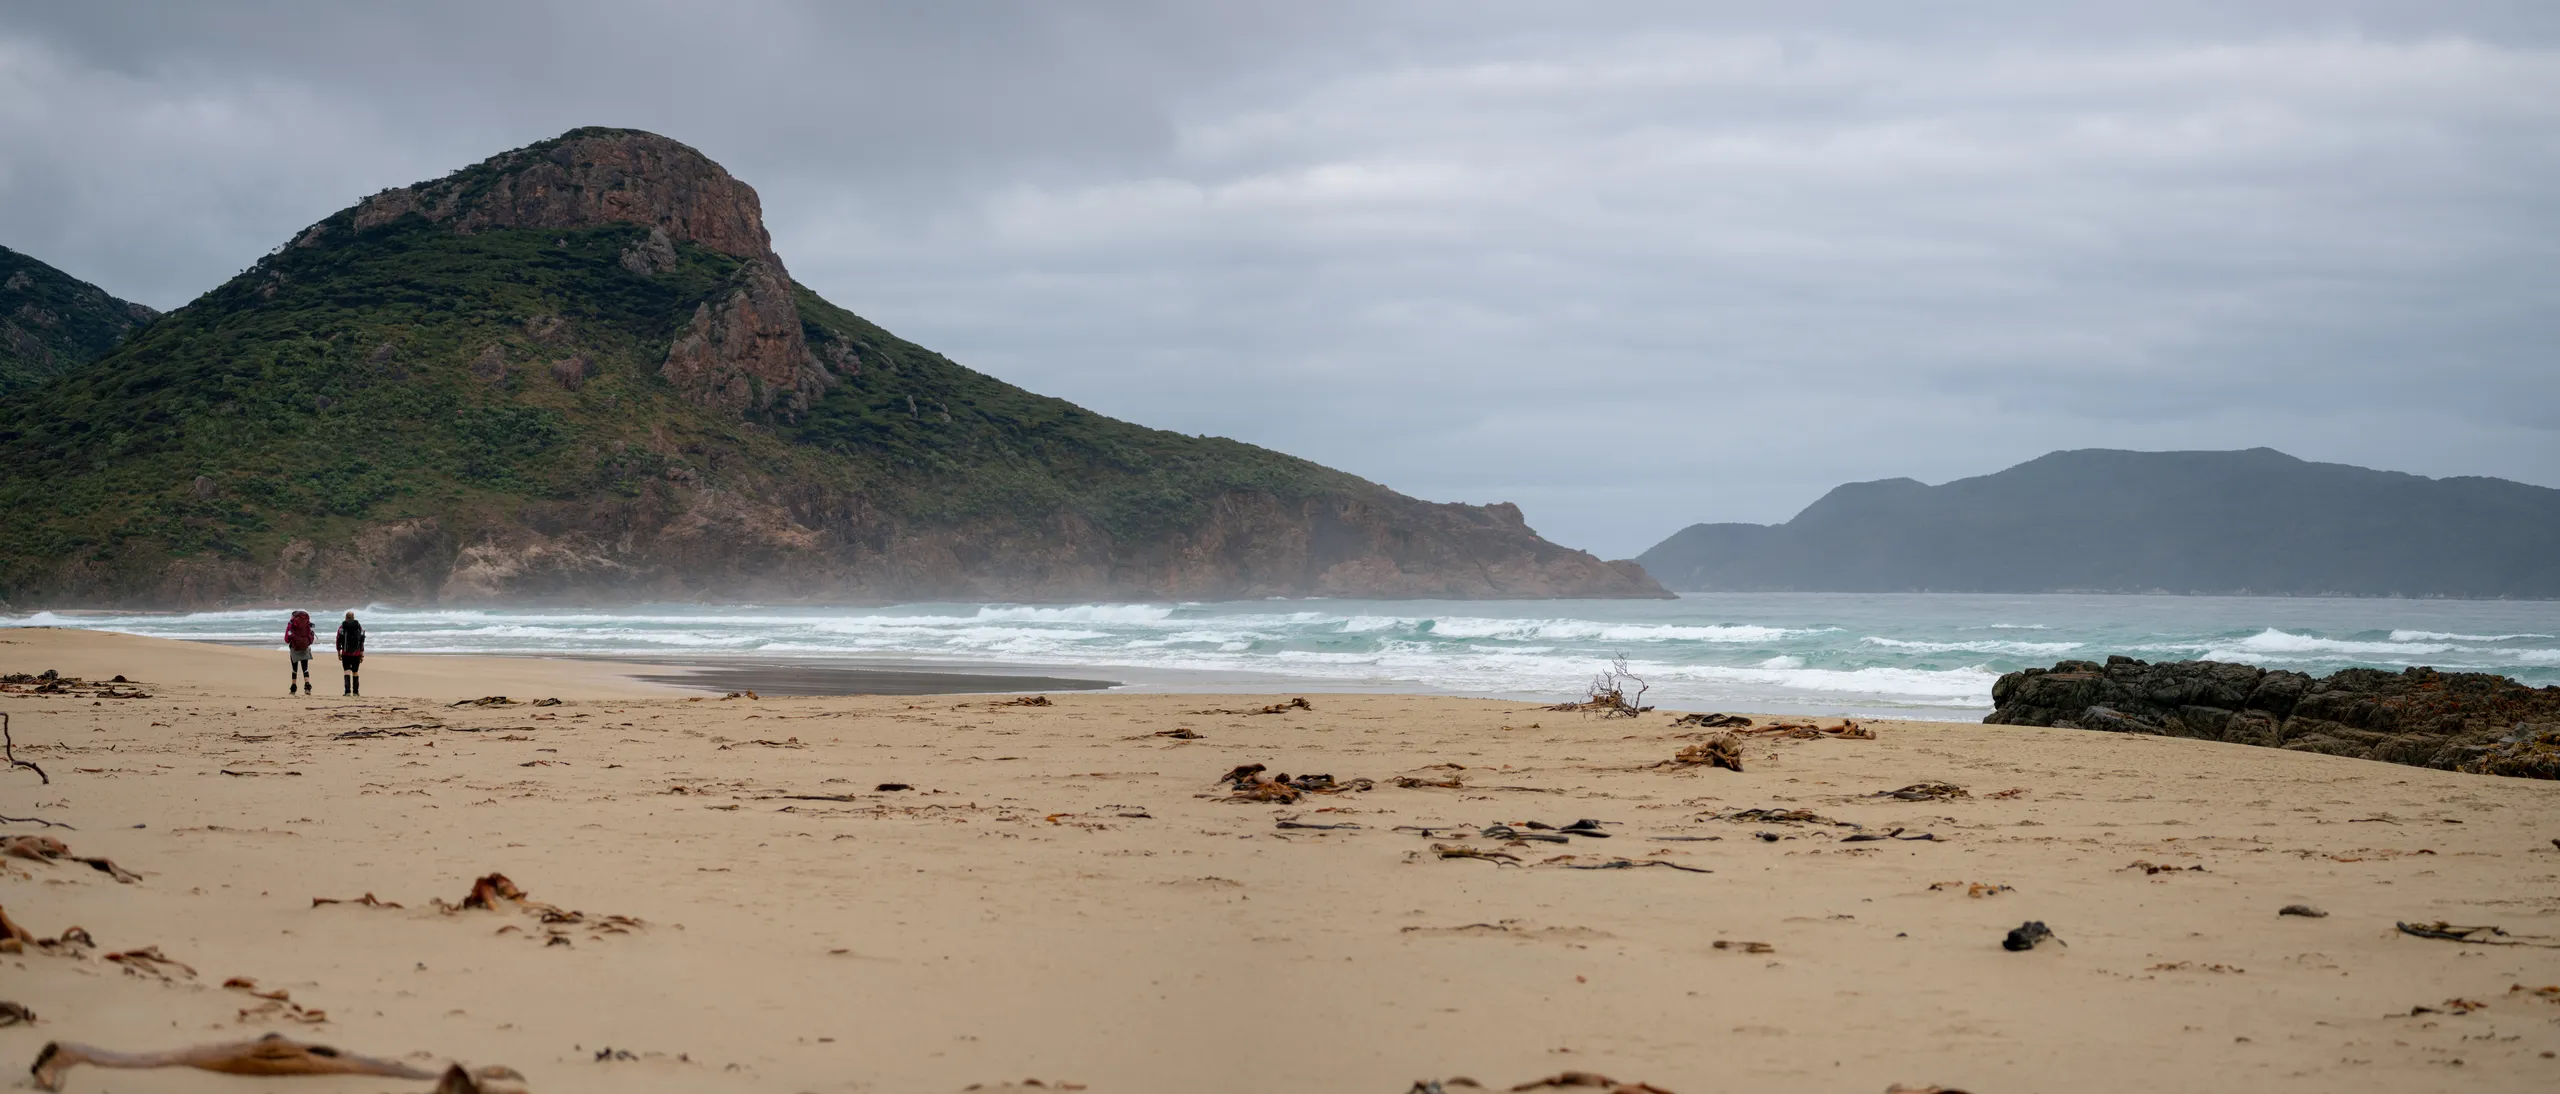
[352,128,784,272]
[1987,656,2560,778]
[355,129,827,416]
[619,226,677,276]
[658,261,829,414]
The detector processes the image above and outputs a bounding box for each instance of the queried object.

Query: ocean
[12,593,2559,719]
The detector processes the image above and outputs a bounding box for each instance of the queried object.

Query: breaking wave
[10,594,2556,718]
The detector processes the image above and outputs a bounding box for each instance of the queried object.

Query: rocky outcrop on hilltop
[0,127,1669,608]
[343,128,826,415]
[1986,656,2560,778]
[348,128,785,270]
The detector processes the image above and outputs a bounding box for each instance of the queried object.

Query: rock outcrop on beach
[1639,448,2560,598]
[0,245,159,393]
[1986,656,2560,778]
[0,127,1666,607]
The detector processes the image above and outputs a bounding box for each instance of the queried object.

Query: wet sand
[617,660,1118,698]
[3,628,2559,1093]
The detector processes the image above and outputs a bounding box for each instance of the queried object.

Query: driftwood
[2395,921,2560,948]
[1188,697,1314,716]
[3,714,43,785]
[29,1033,526,1092]
[1736,719,1874,740]
[1551,858,1712,874]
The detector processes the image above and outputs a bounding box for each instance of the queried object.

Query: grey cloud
[2,2,2554,559]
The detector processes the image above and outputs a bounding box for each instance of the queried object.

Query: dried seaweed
[2396,921,2560,948]
[1872,782,1968,801]
[28,1033,524,1093]
[1664,734,1744,771]
[1,835,140,882]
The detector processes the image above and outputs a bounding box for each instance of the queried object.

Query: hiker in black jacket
[335,611,367,696]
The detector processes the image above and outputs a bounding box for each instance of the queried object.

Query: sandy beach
[3,628,2558,1093]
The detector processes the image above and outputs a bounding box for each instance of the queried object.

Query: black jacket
[335,619,366,655]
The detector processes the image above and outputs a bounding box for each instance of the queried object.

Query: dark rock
[2002,920,2059,951]
[1989,658,2560,779]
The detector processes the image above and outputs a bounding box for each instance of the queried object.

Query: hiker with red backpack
[284,610,316,695]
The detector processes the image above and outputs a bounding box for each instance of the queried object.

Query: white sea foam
[2224,628,2452,656]
[11,599,2555,716]
[2388,630,2555,643]
[1860,636,2083,655]
[1422,617,1822,643]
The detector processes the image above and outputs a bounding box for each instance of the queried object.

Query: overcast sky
[3,2,2555,558]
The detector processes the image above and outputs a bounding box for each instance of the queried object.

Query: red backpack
[285,611,315,649]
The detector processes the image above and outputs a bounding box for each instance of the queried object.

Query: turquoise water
[10,593,2557,719]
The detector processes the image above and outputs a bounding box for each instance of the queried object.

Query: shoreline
[19,590,2560,719]
[7,630,1996,720]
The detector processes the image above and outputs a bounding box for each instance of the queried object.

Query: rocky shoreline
[1985,656,2560,778]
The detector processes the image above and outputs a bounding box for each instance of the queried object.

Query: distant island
[0,128,1664,607]
[1637,448,2560,598]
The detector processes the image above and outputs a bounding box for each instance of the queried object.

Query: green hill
[0,245,159,392]
[1637,448,2560,597]
[0,128,1663,607]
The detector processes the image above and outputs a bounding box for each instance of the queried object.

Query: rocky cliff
[1986,656,2560,778]
[0,127,1666,607]
[0,245,159,393]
